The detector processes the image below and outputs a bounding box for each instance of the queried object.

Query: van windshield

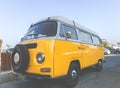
[23,21,57,41]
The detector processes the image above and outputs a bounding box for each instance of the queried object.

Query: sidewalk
[0,70,16,84]
[105,54,120,57]
[0,54,16,84]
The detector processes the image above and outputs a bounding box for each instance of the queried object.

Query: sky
[0,0,120,48]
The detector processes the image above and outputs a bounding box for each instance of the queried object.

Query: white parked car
[104,48,111,55]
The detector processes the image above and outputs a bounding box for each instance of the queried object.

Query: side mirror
[66,31,72,38]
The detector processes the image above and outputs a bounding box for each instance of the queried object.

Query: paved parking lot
[0,55,120,88]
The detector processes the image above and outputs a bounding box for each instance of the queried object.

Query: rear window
[92,35,102,45]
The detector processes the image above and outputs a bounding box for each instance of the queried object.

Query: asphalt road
[0,55,120,88]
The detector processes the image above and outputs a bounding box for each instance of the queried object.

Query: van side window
[60,25,78,40]
[92,35,102,45]
[59,25,65,37]
[79,30,92,44]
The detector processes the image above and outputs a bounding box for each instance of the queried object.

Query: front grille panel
[25,43,37,49]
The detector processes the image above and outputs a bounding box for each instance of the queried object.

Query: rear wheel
[95,60,102,71]
[64,63,80,86]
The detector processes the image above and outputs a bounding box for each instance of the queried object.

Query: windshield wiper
[28,33,38,36]
[27,33,46,39]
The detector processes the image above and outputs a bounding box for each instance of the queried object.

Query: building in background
[102,39,120,49]
[0,39,2,56]
[117,42,120,47]
[0,39,2,68]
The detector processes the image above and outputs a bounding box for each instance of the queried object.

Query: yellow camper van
[12,16,104,86]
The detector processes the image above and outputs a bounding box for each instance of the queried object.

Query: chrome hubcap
[99,61,102,66]
[14,53,20,64]
[71,70,77,79]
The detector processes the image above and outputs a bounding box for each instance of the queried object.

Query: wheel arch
[67,60,81,73]
[98,58,104,62]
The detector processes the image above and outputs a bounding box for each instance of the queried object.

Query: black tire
[12,44,29,73]
[116,51,119,54]
[95,60,102,71]
[64,63,80,86]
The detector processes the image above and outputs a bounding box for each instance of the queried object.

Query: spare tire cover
[12,44,29,73]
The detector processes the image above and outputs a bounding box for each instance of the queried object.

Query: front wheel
[64,63,80,86]
[95,60,102,71]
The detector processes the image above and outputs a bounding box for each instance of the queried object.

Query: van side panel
[53,40,82,78]
[96,46,104,61]
[81,43,104,68]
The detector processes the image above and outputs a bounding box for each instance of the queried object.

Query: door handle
[78,47,84,49]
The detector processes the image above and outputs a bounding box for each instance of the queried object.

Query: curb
[0,71,16,84]
[105,54,120,57]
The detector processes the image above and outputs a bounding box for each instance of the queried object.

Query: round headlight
[37,53,45,63]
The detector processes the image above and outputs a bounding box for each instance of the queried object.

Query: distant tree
[102,41,110,48]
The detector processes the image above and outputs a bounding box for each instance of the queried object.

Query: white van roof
[35,16,98,36]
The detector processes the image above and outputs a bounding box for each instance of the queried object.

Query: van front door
[53,24,82,78]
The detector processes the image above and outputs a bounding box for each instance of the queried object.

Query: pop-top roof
[35,16,98,35]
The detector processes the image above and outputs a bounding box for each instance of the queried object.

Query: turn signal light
[40,68,51,72]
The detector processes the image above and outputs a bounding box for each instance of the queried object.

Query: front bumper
[24,73,52,79]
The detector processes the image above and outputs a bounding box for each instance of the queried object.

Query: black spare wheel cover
[12,44,29,73]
